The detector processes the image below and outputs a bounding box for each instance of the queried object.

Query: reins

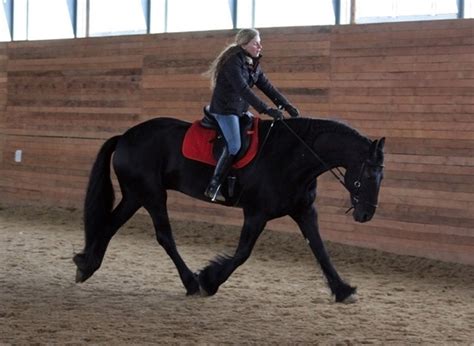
[234,117,378,214]
[234,117,348,206]
[277,119,359,214]
[278,119,348,191]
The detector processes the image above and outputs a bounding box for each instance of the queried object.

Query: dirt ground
[1,205,473,344]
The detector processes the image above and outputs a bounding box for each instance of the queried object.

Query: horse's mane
[294,117,370,144]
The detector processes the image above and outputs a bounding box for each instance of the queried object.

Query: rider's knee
[228,139,241,155]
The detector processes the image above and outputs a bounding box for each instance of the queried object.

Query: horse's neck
[312,130,367,172]
[263,118,368,174]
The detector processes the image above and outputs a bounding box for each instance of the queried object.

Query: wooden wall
[0,44,6,166]
[0,19,472,265]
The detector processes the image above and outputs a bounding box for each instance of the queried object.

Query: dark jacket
[209,46,290,116]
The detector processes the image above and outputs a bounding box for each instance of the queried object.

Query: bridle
[347,160,384,213]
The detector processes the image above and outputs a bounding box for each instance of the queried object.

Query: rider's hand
[284,104,300,118]
[265,108,283,120]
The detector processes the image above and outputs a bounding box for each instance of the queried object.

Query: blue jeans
[214,114,241,155]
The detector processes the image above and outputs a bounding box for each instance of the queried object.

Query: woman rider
[204,28,300,201]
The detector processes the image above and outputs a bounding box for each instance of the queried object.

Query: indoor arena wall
[0,19,472,264]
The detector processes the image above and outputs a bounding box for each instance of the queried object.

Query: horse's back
[112,117,191,178]
[124,117,189,139]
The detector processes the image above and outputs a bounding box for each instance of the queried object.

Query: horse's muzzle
[352,207,375,223]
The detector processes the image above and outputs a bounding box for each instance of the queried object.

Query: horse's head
[345,137,385,223]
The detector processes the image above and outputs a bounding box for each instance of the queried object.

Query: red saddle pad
[182,117,259,169]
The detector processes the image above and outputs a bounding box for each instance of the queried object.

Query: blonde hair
[205,28,260,89]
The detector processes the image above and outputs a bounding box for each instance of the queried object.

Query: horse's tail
[83,135,120,245]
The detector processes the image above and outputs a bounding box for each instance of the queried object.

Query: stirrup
[204,183,225,202]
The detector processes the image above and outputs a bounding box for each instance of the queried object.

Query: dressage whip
[233,118,276,206]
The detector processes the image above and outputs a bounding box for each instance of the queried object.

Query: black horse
[73,116,385,303]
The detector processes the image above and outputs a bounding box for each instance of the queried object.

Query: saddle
[182,107,259,169]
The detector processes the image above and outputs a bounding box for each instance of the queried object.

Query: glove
[284,104,300,118]
[264,108,283,120]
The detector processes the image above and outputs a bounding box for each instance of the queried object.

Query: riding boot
[204,150,235,202]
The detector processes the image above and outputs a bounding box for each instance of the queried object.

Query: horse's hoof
[186,289,200,296]
[199,284,210,297]
[185,273,201,296]
[185,282,200,296]
[196,269,218,297]
[191,271,209,297]
[74,254,86,283]
[334,284,357,303]
[342,294,358,304]
[73,256,94,283]
[75,268,85,283]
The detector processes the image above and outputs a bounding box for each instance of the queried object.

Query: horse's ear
[377,137,385,151]
[369,139,378,158]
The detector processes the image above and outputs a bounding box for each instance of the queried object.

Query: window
[88,0,148,36]
[236,0,253,28]
[465,0,474,18]
[149,0,166,33]
[356,0,459,23]
[253,0,336,28]
[12,0,27,40]
[0,0,13,41]
[2,0,472,42]
[162,0,234,33]
[27,0,75,40]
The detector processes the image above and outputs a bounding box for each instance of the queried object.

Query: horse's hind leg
[74,197,140,283]
[144,190,200,295]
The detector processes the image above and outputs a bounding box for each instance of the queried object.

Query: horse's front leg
[197,210,267,296]
[291,205,356,303]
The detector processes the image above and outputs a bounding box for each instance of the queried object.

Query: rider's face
[242,35,262,58]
